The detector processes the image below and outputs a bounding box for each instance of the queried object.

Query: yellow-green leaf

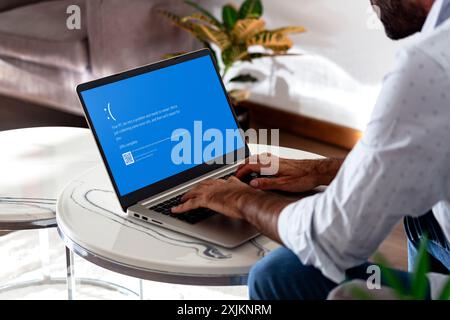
[198,25,231,50]
[184,0,222,27]
[182,12,221,29]
[243,52,301,62]
[247,31,293,53]
[159,10,196,33]
[162,52,188,60]
[222,45,247,66]
[233,18,266,42]
[160,10,214,44]
[228,89,251,102]
[270,26,307,35]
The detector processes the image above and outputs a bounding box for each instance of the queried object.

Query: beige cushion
[0,0,88,72]
[85,0,200,76]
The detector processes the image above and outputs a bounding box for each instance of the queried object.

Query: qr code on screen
[122,151,134,166]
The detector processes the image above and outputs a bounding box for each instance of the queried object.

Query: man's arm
[174,46,449,284]
[278,47,449,283]
[237,189,294,243]
[173,156,344,242]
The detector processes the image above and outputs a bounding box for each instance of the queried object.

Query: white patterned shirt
[278,0,450,298]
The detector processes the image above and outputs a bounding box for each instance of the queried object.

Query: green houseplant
[351,238,450,300]
[160,0,305,127]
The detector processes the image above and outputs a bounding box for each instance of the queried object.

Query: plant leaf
[270,26,307,35]
[438,277,450,300]
[198,25,231,50]
[184,0,222,27]
[239,0,263,19]
[159,10,192,31]
[229,74,258,83]
[162,52,188,60]
[411,237,430,300]
[373,253,408,300]
[222,45,247,66]
[182,12,222,29]
[223,4,239,31]
[233,18,266,42]
[228,89,251,102]
[159,10,205,38]
[247,30,293,53]
[161,10,224,48]
[243,52,301,61]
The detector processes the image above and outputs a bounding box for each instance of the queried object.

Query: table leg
[38,229,51,281]
[65,247,76,300]
[139,279,144,300]
[1,230,141,299]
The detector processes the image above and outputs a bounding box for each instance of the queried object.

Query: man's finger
[237,154,259,171]
[228,176,241,182]
[171,199,199,213]
[249,177,283,190]
[235,163,262,179]
[181,190,200,202]
[199,179,218,186]
[237,153,270,169]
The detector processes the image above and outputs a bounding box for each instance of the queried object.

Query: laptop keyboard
[148,172,235,224]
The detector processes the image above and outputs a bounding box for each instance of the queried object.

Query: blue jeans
[247,247,419,300]
[405,212,450,272]
[248,212,449,300]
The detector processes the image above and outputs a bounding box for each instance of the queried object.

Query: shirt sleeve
[278,47,450,283]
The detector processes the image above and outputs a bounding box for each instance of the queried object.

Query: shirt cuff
[277,201,298,247]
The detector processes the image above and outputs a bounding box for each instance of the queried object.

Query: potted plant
[347,238,450,300]
[160,0,305,129]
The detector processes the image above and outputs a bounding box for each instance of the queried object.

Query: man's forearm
[236,190,294,243]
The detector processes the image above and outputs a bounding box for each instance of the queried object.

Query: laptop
[76,49,259,248]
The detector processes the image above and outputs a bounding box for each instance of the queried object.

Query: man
[173,0,450,299]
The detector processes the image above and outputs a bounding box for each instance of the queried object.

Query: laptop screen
[80,54,245,196]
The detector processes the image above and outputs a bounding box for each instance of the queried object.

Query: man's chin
[384,26,421,40]
[385,32,407,41]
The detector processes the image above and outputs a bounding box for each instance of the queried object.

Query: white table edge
[57,226,249,286]
[56,144,323,286]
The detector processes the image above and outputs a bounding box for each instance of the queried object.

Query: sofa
[0,0,201,114]
[1,0,405,132]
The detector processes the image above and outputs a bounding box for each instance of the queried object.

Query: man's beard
[371,0,429,40]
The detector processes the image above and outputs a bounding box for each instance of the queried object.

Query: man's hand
[171,176,294,243]
[235,153,344,193]
[171,177,254,219]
